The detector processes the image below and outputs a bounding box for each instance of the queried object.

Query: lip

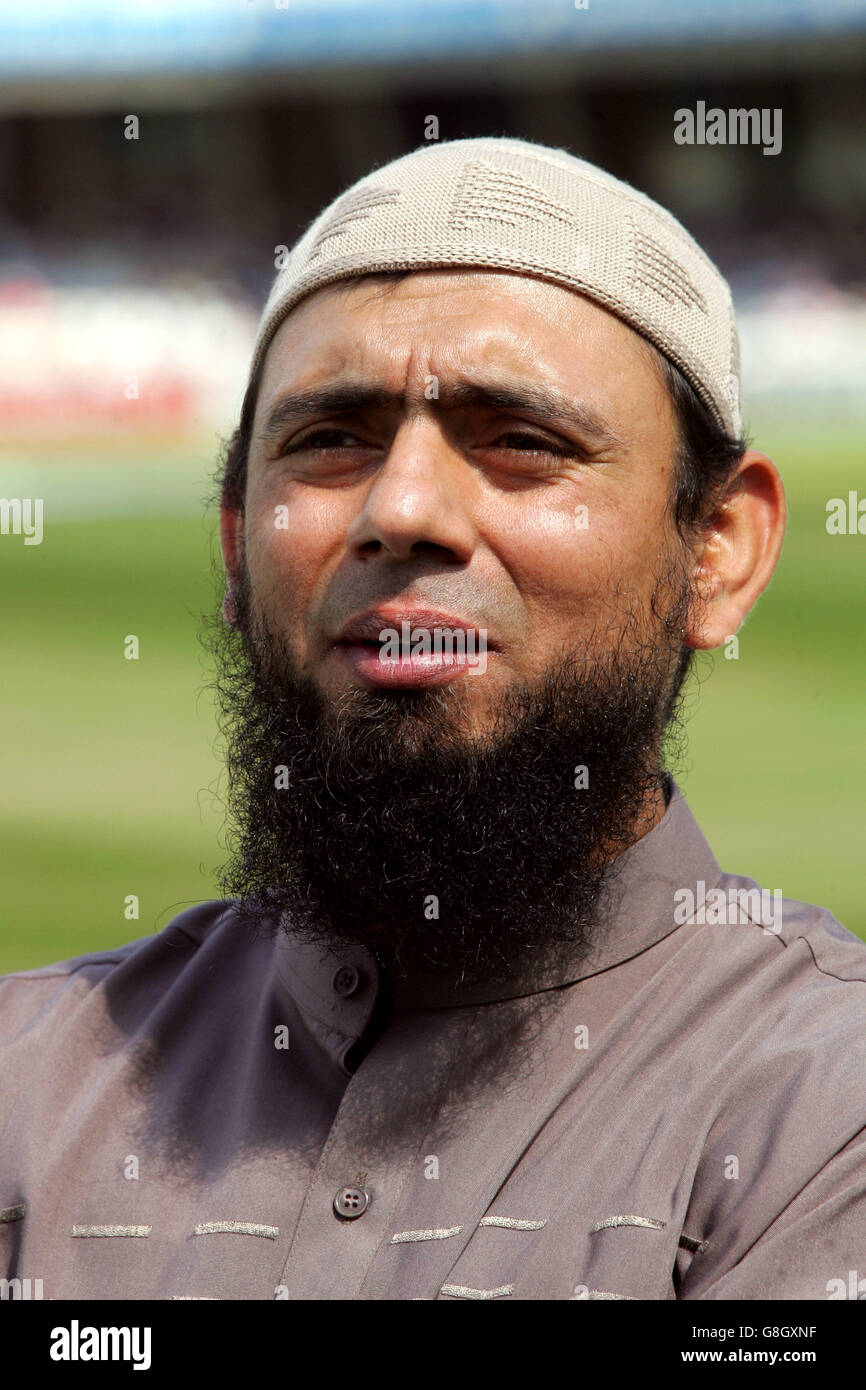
[336,607,490,645]
[333,607,493,688]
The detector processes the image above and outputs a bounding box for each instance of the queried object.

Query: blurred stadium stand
[0,0,864,438]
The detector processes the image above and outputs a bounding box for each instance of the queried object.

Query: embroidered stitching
[440,1283,515,1300]
[591,1214,666,1233]
[391,1226,463,1243]
[479,1216,548,1231]
[193,1221,279,1238]
[571,1289,637,1300]
[71,1225,151,1237]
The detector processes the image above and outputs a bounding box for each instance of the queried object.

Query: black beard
[207,564,692,989]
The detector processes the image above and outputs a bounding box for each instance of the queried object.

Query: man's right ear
[220,503,245,629]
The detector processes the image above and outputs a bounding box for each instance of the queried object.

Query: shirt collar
[271,776,724,1054]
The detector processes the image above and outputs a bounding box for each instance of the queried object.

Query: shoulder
[0,900,238,1046]
[669,879,866,1295]
[772,890,866,985]
[731,877,865,1073]
[688,877,866,1173]
[698,871,866,1007]
[677,874,866,1131]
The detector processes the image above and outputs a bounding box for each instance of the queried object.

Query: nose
[344,419,477,565]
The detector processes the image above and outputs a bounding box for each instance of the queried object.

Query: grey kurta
[2,778,865,1301]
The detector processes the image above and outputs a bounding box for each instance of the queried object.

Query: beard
[207,555,694,990]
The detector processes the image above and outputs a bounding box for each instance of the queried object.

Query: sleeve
[683,1127,866,1299]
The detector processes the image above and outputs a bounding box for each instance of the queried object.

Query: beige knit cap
[251,135,742,436]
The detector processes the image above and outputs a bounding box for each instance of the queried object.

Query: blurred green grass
[0,419,863,973]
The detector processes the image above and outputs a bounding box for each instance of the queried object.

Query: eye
[281,428,364,454]
[492,431,573,457]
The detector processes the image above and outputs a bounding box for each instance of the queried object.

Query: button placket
[277,1011,471,1300]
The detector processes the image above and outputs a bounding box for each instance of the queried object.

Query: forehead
[255,269,673,441]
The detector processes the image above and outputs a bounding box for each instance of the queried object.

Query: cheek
[243,485,347,624]
[491,488,654,624]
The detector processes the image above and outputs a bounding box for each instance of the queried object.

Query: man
[2,136,864,1302]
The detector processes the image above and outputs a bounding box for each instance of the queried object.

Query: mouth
[333,608,494,688]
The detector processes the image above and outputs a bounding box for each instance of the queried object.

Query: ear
[684,449,786,650]
[220,501,245,628]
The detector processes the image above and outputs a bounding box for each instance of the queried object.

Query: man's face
[235,270,683,740]
[215,269,695,980]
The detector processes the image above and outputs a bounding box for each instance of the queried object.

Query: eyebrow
[258,378,624,452]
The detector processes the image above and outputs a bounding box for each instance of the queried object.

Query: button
[333,1185,369,1220]
[333,965,361,997]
